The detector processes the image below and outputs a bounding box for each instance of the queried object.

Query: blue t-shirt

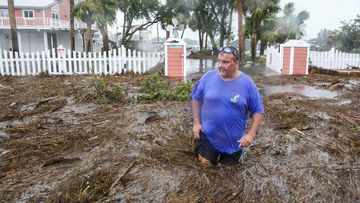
[191,70,264,154]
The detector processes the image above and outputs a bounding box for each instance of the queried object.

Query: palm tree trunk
[251,20,257,60]
[8,0,19,53]
[100,25,109,52]
[226,7,234,46]
[236,0,244,61]
[70,0,75,52]
[86,21,92,52]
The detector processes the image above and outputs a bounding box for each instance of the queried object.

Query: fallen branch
[290,128,337,151]
[96,156,143,203]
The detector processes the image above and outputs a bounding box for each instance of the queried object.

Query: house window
[23,10,34,18]
[52,13,59,20]
[0,9,9,17]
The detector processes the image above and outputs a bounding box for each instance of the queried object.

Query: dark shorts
[194,132,242,165]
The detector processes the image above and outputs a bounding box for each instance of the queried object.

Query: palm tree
[276,3,309,43]
[93,0,117,52]
[73,0,98,52]
[236,0,245,60]
[8,0,19,52]
[70,0,75,51]
[246,0,280,59]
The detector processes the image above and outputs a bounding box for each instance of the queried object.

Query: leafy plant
[140,73,192,102]
[175,82,192,101]
[85,78,125,104]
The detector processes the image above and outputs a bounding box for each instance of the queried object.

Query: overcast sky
[280,0,360,39]
[113,0,360,41]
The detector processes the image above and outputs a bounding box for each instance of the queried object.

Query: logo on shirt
[230,94,240,103]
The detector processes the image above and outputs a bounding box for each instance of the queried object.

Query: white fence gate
[309,48,360,69]
[0,45,163,76]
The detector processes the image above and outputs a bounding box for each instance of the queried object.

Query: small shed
[280,40,310,75]
[164,38,187,81]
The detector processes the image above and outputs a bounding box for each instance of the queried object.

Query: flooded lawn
[0,72,359,202]
[263,84,338,99]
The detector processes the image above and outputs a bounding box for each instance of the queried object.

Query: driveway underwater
[0,70,359,202]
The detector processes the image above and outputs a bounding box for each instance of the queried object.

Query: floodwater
[185,58,216,75]
[186,59,278,77]
[263,84,339,99]
[239,63,279,76]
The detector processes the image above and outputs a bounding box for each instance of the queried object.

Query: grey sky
[281,0,360,39]
[113,0,360,41]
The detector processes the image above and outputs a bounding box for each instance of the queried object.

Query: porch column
[17,32,22,52]
[43,31,48,51]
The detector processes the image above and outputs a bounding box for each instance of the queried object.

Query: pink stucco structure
[164,38,187,81]
[281,40,310,75]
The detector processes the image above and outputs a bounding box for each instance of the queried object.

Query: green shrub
[140,73,193,102]
[175,82,192,101]
[86,78,125,104]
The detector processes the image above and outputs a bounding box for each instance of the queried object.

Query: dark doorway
[47,33,57,50]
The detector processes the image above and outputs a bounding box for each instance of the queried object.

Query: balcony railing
[0,17,87,30]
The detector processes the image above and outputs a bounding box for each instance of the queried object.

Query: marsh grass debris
[0,73,359,202]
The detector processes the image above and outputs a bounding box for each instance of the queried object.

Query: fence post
[36,52,41,75]
[4,50,9,75]
[9,51,14,76]
[15,52,20,76]
[30,52,35,75]
[25,52,31,75]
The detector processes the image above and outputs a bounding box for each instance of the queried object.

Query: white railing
[0,46,163,76]
[0,17,86,30]
[265,46,282,73]
[309,48,360,69]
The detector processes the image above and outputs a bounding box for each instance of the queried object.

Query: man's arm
[192,100,203,140]
[238,113,263,147]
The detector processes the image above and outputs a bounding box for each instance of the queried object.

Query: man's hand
[193,123,203,140]
[238,114,263,147]
[238,133,255,147]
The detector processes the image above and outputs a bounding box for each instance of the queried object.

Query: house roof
[0,0,57,9]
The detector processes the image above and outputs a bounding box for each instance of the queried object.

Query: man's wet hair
[218,46,240,62]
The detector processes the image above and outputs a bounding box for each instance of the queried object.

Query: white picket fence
[0,45,163,76]
[309,48,360,69]
[266,46,360,72]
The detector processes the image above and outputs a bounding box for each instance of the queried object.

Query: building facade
[0,0,87,52]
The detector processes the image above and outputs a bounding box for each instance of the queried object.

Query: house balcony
[0,17,89,30]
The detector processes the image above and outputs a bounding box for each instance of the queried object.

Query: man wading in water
[191,46,264,165]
